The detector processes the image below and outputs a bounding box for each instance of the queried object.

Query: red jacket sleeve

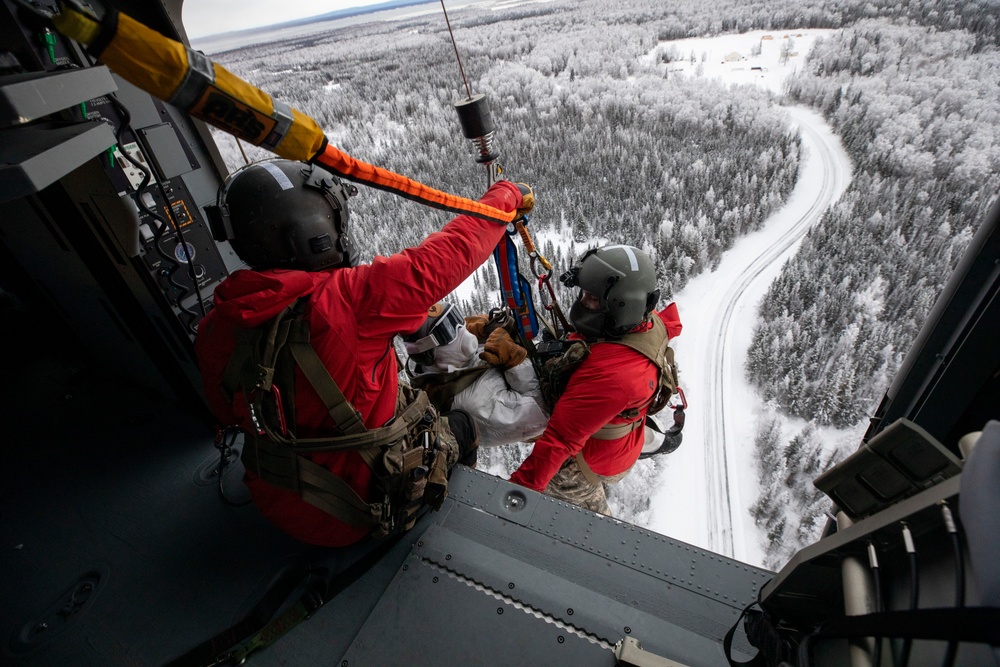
[509,350,637,492]
[356,180,522,338]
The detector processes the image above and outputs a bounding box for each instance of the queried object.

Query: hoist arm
[47,0,518,225]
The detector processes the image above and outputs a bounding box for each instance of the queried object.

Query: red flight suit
[195,181,522,546]
[509,304,682,492]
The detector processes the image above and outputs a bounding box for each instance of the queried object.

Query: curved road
[700,107,851,557]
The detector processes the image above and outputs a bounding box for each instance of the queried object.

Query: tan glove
[515,183,534,218]
[479,328,527,369]
[464,314,490,343]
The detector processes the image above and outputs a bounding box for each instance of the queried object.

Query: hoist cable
[235,137,251,166]
[439,0,472,99]
[48,0,517,225]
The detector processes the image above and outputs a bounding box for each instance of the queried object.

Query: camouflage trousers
[543,456,629,516]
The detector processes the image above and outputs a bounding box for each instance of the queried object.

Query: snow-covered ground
[641,29,832,96]
[456,29,855,569]
[198,7,857,570]
[643,30,855,568]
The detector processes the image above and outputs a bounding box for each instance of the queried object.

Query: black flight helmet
[207,159,358,271]
[563,245,659,338]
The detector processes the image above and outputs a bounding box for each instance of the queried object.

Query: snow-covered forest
[743,18,1000,566]
[205,0,1000,569]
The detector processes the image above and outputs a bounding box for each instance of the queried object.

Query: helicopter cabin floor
[0,305,771,666]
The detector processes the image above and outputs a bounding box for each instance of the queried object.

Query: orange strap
[514,219,552,271]
[312,143,515,225]
[52,1,516,224]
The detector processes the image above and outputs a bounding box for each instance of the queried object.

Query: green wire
[42,29,57,63]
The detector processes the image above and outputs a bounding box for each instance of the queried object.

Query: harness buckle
[246,396,265,436]
[255,365,275,390]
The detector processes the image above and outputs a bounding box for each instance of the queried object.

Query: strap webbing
[286,319,366,435]
[723,600,769,667]
[296,454,378,527]
[279,392,430,453]
[219,328,257,403]
[574,453,604,487]
[163,531,409,667]
[807,607,1000,644]
[162,565,312,667]
[592,418,643,440]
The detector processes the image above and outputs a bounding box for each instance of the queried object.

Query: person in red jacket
[195,159,527,546]
[509,245,682,515]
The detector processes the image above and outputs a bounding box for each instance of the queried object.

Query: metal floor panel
[342,555,615,666]
[2,351,770,666]
[0,361,393,666]
[255,468,770,667]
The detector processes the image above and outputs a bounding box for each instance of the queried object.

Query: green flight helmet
[206,159,358,271]
[566,245,660,338]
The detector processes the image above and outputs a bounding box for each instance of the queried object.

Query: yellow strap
[51,3,103,45]
[51,2,515,224]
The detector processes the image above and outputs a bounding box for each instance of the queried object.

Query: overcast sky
[182,0,390,38]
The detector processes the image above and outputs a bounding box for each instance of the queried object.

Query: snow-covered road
[651,105,852,564]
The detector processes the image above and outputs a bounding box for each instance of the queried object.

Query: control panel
[1,0,234,405]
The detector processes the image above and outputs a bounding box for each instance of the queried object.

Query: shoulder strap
[283,314,367,436]
[604,315,678,413]
[220,327,262,404]
[607,314,670,368]
[409,365,491,412]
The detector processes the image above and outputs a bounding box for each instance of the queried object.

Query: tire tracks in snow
[704,107,849,557]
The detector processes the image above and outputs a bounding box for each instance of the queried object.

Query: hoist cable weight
[454,93,500,165]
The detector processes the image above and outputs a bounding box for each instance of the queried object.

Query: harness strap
[243,390,433,529]
[805,607,1000,645]
[285,319,366,435]
[409,364,490,412]
[220,328,257,403]
[723,600,770,667]
[163,532,410,667]
[272,392,430,454]
[297,454,381,527]
[574,453,604,487]
[592,418,644,440]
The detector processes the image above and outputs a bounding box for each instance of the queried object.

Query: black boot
[441,409,479,468]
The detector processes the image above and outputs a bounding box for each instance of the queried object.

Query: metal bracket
[614,637,690,667]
